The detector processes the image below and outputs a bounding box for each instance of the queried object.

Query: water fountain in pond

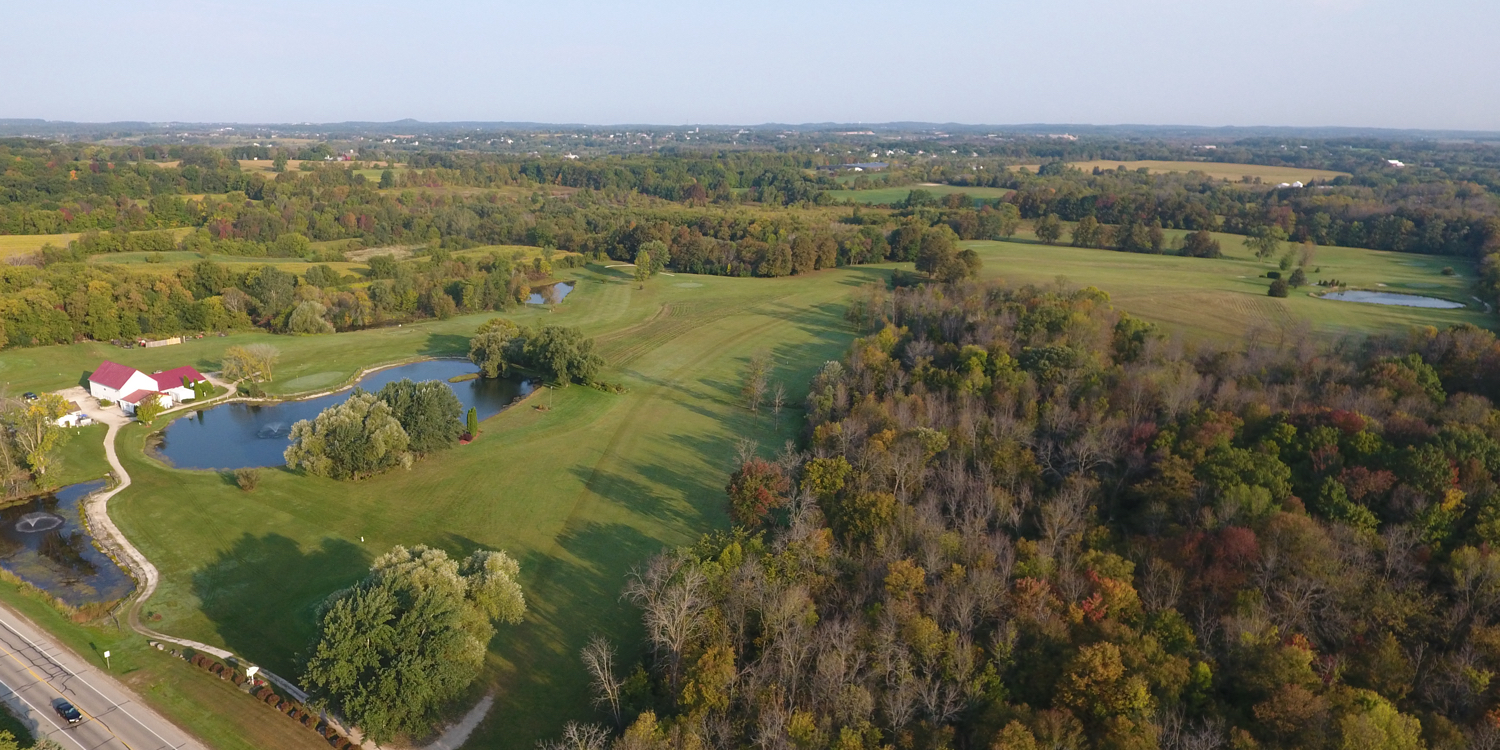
[15,512,63,534]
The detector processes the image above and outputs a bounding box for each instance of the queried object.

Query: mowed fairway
[103,265,877,749]
[971,234,1490,341]
[1015,160,1349,184]
[825,184,1013,204]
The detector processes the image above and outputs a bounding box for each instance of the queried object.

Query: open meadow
[0,232,84,260]
[824,184,1013,204]
[1012,160,1349,184]
[0,228,194,261]
[970,231,1487,340]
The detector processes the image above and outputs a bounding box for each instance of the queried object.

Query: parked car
[21,392,37,402]
[54,700,81,725]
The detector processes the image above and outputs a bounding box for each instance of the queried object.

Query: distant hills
[2,119,1498,142]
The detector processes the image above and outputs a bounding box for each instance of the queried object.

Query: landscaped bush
[233,467,261,491]
[1268,278,1290,297]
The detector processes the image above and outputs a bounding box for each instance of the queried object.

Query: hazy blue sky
[5,0,1497,129]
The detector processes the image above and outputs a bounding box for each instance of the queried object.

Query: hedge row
[250,685,356,748]
[182,651,356,748]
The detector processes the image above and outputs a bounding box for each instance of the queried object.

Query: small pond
[0,480,135,606]
[1320,290,1465,309]
[527,281,574,305]
[155,360,533,470]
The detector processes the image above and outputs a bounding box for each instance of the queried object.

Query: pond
[155,360,534,470]
[527,281,574,305]
[1320,290,1466,309]
[0,481,135,606]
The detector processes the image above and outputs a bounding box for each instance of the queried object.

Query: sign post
[103,650,111,671]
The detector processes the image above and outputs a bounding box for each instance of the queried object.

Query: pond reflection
[157,359,532,470]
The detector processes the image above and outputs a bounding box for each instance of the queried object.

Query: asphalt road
[0,606,203,750]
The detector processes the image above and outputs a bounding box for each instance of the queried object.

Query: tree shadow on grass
[422,332,472,357]
[190,533,369,676]
[566,462,700,529]
[835,266,895,287]
[477,520,659,750]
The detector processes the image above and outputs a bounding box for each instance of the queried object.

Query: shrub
[1266,271,1281,280]
[1442,266,1456,276]
[1268,279,1290,297]
[234,467,261,491]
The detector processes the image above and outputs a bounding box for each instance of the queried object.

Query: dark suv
[54,700,81,725]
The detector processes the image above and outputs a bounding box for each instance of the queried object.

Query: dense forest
[0,248,578,347]
[568,281,1500,750]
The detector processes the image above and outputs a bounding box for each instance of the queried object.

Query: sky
[4,0,1498,131]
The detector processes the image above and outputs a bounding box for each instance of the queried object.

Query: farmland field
[970,231,1486,340]
[825,184,1013,204]
[0,232,85,259]
[0,228,194,261]
[1012,160,1349,184]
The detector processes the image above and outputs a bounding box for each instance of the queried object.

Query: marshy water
[155,360,533,470]
[0,480,134,606]
[1320,290,1466,309]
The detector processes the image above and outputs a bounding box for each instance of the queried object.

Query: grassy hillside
[971,232,1487,341]
[107,264,875,750]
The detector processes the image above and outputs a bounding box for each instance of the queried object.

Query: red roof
[120,390,162,405]
[151,366,207,391]
[90,360,141,390]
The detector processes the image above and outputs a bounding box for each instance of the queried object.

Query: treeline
[930,165,1500,258]
[561,282,1500,749]
[0,249,575,348]
[404,151,837,206]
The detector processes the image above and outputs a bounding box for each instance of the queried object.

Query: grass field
[0,232,84,260]
[970,232,1488,340]
[8,233,1493,750]
[49,264,870,750]
[0,228,195,261]
[825,184,1013,204]
[1012,160,1349,184]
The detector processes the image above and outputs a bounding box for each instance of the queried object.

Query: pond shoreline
[1314,288,1468,309]
[152,358,533,471]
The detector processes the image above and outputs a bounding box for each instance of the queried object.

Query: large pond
[1320,290,1466,309]
[155,360,533,470]
[527,281,574,305]
[0,481,135,606]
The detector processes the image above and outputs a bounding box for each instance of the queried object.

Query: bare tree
[743,351,772,412]
[580,636,623,728]
[624,557,708,693]
[771,381,786,418]
[537,722,610,750]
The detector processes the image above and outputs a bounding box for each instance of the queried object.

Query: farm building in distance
[818,162,889,172]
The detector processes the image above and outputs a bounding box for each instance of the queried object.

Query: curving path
[75,384,311,706]
[76,379,493,749]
